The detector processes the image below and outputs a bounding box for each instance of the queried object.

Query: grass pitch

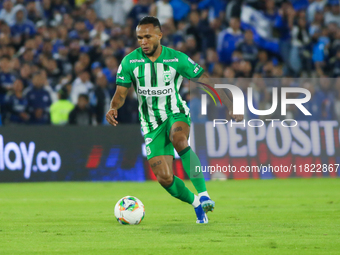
[0,178,339,255]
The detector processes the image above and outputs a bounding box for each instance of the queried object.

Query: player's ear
[158,32,163,40]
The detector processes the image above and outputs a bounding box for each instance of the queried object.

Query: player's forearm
[110,94,126,110]
[215,88,233,110]
[198,73,233,110]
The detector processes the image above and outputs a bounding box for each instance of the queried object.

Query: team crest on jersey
[163,70,172,83]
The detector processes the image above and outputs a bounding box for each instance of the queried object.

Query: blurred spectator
[79,28,91,46]
[150,0,174,26]
[170,0,191,22]
[40,69,58,102]
[312,28,330,76]
[211,62,224,77]
[0,0,15,26]
[197,0,226,20]
[89,20,109,44]
[91,61,102,79]
[19,63,32,88]
[68,93,94,125]
[307,0,327,24]
[54,46,73,75]
[186,11,202,52]
[290,17,311,75]
[217,17,243,65]
[26,1,41,24]
[185,35,198,57]
[329,47,340,77]
[274,2,295,66]
[85,8,97,31]
[25,72,52,124]
[11,5,36,40]
[127,0,151,29]
[236,30,259,66]
[71,71,94,104]
[102,55,118,85]
[91,73,111,124]
[69,20,86,40]
[96,0,133,25]
[4,79,29,124]
[263,0,279,23]
[223,67,236,83]
[117,87,138,123]
[50,86,74,125]
[62,13,74,31]
[78,53,91,73]
[325,0,340,26]
[311,9,325,33]
[68,39,81,65]
[0,56,16,95]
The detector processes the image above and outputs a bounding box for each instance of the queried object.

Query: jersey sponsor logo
[117,75,125,80]
[163,70,171,83]
[188,57,195,64]
[163,58,178,63]
[194,66,200,74]
[145,138,153,145]
[130,59,145,63]
[137,87,174,97]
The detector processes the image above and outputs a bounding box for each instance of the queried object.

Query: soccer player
[106,16,242,224]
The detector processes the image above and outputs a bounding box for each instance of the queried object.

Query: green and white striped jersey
[116,46,204,134]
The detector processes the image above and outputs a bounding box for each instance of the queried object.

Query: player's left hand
[106,108,118,126]
[229,110,244,122]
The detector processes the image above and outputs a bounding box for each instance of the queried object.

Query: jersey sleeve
[176,52,204,79]
[116,58,132,88]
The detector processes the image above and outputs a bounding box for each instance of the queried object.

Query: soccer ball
[114,196,145,225]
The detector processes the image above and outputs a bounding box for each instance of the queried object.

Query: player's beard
[144,42,159,56]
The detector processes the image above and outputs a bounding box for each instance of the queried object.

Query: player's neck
[146,45,162,62]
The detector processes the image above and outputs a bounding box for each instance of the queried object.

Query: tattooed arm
[106,86,129,126]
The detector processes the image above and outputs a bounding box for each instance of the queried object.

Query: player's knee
[172,136,188,152]
[157,172,173,187]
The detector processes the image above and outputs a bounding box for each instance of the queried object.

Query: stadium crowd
[0,0,339,125]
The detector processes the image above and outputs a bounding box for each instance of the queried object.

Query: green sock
[179,146,207,194]
[163,176,194,204]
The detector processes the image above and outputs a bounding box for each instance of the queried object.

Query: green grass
[0,179,340,255]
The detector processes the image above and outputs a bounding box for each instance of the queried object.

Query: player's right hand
[106,108,118,126]
[229,110,244,122]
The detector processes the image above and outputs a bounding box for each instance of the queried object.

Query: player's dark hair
[138,16,162,31]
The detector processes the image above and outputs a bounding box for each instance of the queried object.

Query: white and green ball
[114,196,145,225]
